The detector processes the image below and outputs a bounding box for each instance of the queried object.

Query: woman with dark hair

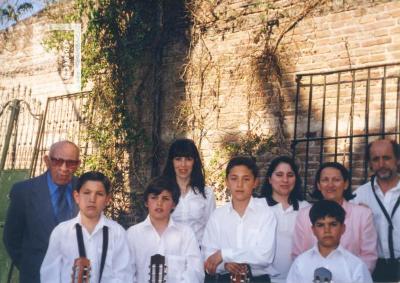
[162,138,216,244]
[292,162,378,272]
[261,156,309,283]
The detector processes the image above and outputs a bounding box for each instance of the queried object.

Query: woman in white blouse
[260,156,309,283]
[162,138,216,245]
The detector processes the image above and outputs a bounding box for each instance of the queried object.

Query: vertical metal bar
[364,68,371,182]
[320,75,327,164]
[0,99,20,171]
[397,77,400,143]
[380,66,386,137]
[334,72,341,161]
[292,75,302,158]
[29,113,44,177]
[349,70,356,183]
[305,75,313,195]
[30,98,50,177]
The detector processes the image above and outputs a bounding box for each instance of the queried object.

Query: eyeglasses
[49,157,80,168]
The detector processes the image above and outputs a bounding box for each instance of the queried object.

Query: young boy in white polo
[286,199,372,283]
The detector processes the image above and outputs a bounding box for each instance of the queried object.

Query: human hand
[204,250,222,275]
[224,262,247,275]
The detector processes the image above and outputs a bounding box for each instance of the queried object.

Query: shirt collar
[143,215,177,230]
[227,196,256,213]
[46,171,72,195]
[341,199,349,210]
[311,244,344,258]
[373,177,400,194]
[74,212,107,236]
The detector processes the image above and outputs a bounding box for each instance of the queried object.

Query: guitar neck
[71,257,91,283]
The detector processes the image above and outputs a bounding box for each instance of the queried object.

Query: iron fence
[291,63,400,196]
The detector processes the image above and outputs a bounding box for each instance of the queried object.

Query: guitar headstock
[149,254,167,283]
[71,257,91,283]
[313,267,332,283]
[230,264,250,283]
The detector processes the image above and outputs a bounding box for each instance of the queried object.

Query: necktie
[57,185,71,223]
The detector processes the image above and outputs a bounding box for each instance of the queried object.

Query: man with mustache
[353,139,400,282]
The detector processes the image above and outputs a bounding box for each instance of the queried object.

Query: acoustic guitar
[71,257,91,283]
[149,254,167,283]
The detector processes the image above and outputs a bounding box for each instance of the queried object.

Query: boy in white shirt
[202,156,277,282]
[40,171,131,283]
[286,199,373,283]
[127,176,204,283]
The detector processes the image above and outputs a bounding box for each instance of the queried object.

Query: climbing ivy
[43,0,165,226]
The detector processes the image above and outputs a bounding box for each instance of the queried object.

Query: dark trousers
[373,258,400,282]
[204,273,271,283]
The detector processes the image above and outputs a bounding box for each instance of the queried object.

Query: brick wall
[1,0,400,194]
[159,0,400,192]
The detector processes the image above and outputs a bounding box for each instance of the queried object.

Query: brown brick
[361,37,392,47]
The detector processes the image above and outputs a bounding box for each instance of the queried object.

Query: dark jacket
[3,172,78,283]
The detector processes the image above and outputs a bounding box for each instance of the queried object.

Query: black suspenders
[370,175,400,259]
[76,223,109,282]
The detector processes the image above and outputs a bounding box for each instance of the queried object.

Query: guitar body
[149,254,167,283]
[71,257,91,283]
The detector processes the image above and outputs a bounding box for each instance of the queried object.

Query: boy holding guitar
[202,156,277,282]
[40,171,131,283]
[127,176,204,283]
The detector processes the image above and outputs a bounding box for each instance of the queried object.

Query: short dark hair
[76,171,111,194]
[366,139,400,161]
[312,162,355,201]
[261,156,304,210]
[162,138,206,198]
[309,199,346,225]
[144,176,180,206]
[226,156,259,178]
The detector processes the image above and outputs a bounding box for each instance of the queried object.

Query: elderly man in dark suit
[3,140,80,283]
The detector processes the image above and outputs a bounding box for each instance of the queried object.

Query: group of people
[2,138,399,283]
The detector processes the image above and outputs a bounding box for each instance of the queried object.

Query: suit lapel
[31,172,57,230]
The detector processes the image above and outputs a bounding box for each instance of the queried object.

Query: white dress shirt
[353,178,400,258]
[40,213,131,283]
[286,245,372,283]
[127,216,204,283]
[269,200,310,283]
[172,186,216,244]
[201,197,277,276]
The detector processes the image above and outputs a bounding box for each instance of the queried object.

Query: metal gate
[0,88,92,282]
[0,87,42,282]
[291,63,400,196]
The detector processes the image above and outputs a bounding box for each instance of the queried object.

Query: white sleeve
[205,188,216,222]
[40,227,62,283]
[127,228,137,283]
[286,259,300,283]
[181,228,205,283]
[110,226,133,283]
[353,262,373,283]
[221,210,277,266]
[201,213,226,273]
